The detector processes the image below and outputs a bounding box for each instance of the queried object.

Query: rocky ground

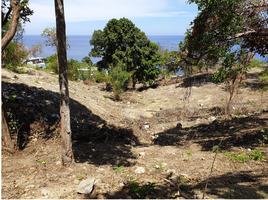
[1,66,268,199]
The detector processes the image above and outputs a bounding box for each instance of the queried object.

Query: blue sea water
[23,35,184,63]
[23,35,265,63]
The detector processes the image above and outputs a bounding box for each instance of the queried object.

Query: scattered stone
[51,113,60,118]
[127,102,130,104]
[200,104,204,107]
[56,161,61,165]
[26,185,35,189]
[176,123,182,129]
[144,125,150,129]
[166,169,176,176]
[74,179,80,185]
[41,189,50,196]
[247,148,251,152]
[27,102,33,107]
[139,152,145,156]
[193,194,203,199]
[208,116,216,121]
[83,166,87,170]
[134,167,145,174]
[152,135,159,139]
[179,173,189,179]
[202,157,205,160]
[77,177,95,194]
[16,97,24,100]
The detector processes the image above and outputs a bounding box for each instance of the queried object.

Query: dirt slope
[1,67,268,199]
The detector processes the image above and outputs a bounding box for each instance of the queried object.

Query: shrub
[94,69,108,83]
[108,65,133,100]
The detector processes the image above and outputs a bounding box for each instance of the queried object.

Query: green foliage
[224,149,265,162]
[129,181,156,199]
[108,65,133,100]
[67,58,81,81]
[78,174,83,180]
[94,69,108,83]
[81,56,93,66]
[259,130,268,147]
[157,163,164,170]
[258,67,268,83]
[249,59,263,68]
[89,18,160,87]
[2,42,27,68]
[113,166,124,173]
[44,54,58,74]
[186,151,192,157]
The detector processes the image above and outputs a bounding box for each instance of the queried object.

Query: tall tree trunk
[1,0,22,51]
[54,0,73,166]
[1,102,14,149]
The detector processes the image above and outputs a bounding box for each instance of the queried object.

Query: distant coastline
[22,35,266,63]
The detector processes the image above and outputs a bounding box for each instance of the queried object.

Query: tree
[54,0,73,166]
[41,27,70,51]
[1,0,33,51]
[89,18,161,88]
[180,0,268,114]
[81,56,93,66]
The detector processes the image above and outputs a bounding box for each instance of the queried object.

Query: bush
[2,42,27,69]
[94,69,108,83]
[108,65,133,100]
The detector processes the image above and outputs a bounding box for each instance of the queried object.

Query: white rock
[96,168,105,172]
[134,167,145,174]
[26,185,35,189]
[139,152,145,156]
[74,179,80,185]
[127,102,130,104]
[83,166,87,170]
[56,161,61,165]
[208,116,216,121]
[41,189,50,196]
[200,104,204,107]
[166,169,176,175]
[77,177,95,194]
[144,125,150,129]
[247,148,251,152]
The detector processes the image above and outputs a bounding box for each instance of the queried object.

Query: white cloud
[25,0,197,35]
[28,0,191,23]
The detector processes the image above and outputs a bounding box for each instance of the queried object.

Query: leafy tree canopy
[181,0,268,66]
[89,17,161,87]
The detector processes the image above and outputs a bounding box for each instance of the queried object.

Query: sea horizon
[22,35,185,63]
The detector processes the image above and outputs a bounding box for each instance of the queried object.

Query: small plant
[36,159,46,165]
[178,177,188,192]
[157,163,164,170]
[114,166,124,173]
[103,95,108,98]
[130,119,137,125]
[186,151,192,157]
[129,181,156,199]
[78,173,83,180]
[35,79,40,84]
[246,101,252,105]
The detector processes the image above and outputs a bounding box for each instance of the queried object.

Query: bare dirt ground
[1,66,268,199]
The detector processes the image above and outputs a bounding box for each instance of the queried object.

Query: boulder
[77,177,95,194]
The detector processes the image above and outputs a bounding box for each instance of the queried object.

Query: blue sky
[24,0,198,36]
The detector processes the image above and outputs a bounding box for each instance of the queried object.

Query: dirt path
[1,67,268,199]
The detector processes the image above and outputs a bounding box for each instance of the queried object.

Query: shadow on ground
[2,81,139,167]
[153,113,268,151]
[86,169,267,199]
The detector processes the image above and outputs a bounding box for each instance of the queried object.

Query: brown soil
[1,67,268,199]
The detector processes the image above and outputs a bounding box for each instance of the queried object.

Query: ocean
[23,35,266,63]
[23,35,184,63]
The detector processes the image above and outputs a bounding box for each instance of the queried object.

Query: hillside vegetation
[1,66,268,199]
